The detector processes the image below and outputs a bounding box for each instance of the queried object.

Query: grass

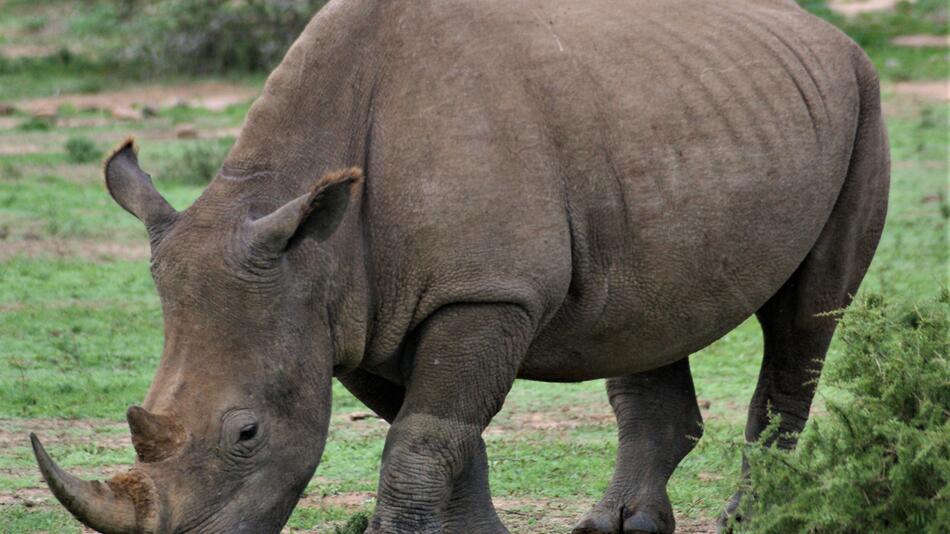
[0,1,947,532]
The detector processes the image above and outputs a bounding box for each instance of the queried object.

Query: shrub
[119,0,328,74]
[1,162,22,181]
[65,137,101,164]
[159,139,233,185]
[23,15,48,33]
[737,292,950,533]
[17,117,53,132]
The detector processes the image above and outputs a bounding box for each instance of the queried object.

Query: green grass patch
[0,506,80,534]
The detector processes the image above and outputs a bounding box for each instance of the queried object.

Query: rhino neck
[211,0,391,373]
[222,0,388,179]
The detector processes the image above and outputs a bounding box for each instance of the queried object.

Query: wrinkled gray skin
[32,0,890,533]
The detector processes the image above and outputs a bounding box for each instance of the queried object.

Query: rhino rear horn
[127,406,186,463]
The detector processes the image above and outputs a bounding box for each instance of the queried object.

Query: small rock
[141,104,159,117]
[0,103,16,115]
[175,124,199,139]
[347,412,380,422]
[111,106,144,121]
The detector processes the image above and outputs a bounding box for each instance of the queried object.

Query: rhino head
[30,140,362,533]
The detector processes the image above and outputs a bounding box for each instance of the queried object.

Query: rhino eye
[238,423,258,442]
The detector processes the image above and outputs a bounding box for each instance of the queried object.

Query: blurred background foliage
[111,0,329,74]
[0,0,944,84]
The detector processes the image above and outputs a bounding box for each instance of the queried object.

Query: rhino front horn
[30,433,158,534]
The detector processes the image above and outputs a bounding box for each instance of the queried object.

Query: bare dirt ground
[829,0,912,16]
[0,238,150,262]
[892,34,950,48]
[15,82,259,117]
[0,418,129,514]
[1,414,719,533]
[891,80,950,102]
[0,44,58,59]
[882,84,950,119]
[0,140,44,156]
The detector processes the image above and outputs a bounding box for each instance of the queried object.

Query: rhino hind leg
[717,276,845,531]
[718,58,889,533]
[718,236,880,530]
[574,357,703,534]
[337,369,508,534]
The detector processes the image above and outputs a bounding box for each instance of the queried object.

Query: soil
[486,404,615,437]
[15,82,259,117]
[0,238,150,262]
[0,418,129,451]
[0,418,131,514]
[829,0,912,16]
[293,492,718,533]
[892,34,950,48]
[891,80,950,102]
[0,44,58,59]
[2,417,719,533]
[0,141,45,156]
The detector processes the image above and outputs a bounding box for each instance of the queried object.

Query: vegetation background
[0,0,946,532]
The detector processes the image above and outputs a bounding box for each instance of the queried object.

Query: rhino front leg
[365,303,531,534]
[338,369,507,533]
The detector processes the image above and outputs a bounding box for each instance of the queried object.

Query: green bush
[119,0,328,74]
[737,292,950,533]
[65,137,101,164]
[17,116,53,132]
[159,139,233,185]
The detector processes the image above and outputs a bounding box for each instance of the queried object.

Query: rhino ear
[104,139,178,240]
[247,167,363,254]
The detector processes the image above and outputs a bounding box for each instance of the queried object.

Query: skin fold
[32,0,889,532]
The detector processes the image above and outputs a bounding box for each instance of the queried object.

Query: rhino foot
[715,491,745,534]
[442,506,509,534]
[572,507,621,534]
[573,504,668,534]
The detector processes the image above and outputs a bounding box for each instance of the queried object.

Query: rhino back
[357,0,867,376]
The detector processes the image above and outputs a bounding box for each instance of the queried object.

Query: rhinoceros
[30,0,889,532]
